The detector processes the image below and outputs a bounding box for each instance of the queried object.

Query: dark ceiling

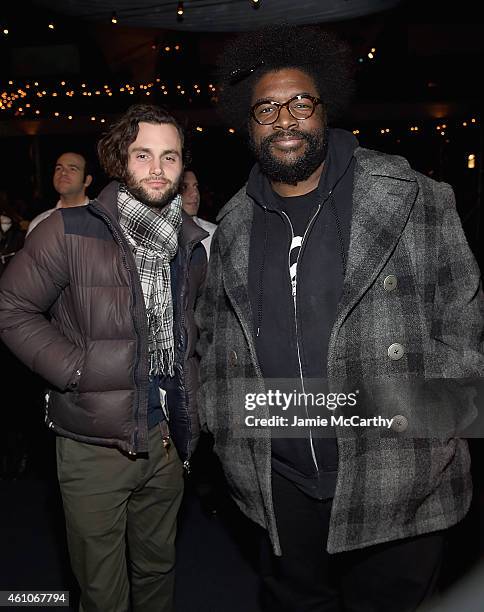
[32,0,402,32]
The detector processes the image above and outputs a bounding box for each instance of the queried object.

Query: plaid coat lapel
[330,151,419,368]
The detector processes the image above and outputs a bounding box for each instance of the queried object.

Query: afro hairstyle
[216,24,355,131]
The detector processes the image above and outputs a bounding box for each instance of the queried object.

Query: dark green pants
[56,426,184,612]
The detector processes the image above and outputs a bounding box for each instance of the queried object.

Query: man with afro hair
[196,24,483,611]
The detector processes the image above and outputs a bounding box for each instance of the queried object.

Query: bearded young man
[196,25,484,611]
[0,104,207,612]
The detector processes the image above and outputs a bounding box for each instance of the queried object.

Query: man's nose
[274,105,298,130]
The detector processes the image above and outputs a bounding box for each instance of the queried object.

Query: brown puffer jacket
[0,181,207,461]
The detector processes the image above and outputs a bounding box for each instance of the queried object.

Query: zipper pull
[159,421,171,455]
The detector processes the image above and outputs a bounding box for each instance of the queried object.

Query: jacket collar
[217,146,418,223]
[91,180,208,248]
[180,210,209,248]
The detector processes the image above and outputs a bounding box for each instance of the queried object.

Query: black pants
[260,470,444,612]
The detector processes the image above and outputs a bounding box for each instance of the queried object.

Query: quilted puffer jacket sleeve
[0,211,84,391]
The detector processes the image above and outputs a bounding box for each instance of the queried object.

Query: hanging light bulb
[251,0,261,7]
[177,2,184,16]
[111,12,118,24]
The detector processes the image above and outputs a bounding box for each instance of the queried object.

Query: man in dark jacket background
[196,25,484,612]
[0,104,207,612]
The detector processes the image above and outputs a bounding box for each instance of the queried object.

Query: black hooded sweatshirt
[247,128,358,499]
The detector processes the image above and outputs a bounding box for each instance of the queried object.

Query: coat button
[383,275,398,291]
[388,343,405,360]
[391,414,408,432]
[229,350,238,367]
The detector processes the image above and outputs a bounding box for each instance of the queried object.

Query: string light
[2,28,8,35]
[467,154,476,169]
[177,2,184,17]
[1,78,480,147]
[251,0,261,7]
[48,23,55,30]
[111,12,118,24]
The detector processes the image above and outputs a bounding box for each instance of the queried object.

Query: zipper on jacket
[278,190,333,473]
[44,390,55,430]
[179,236,208,469]
[180,240,194,468]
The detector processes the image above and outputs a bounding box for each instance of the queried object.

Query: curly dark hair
[217,24,355,130]
[97,104,185,180]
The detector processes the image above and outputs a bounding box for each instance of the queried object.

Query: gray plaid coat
[196,147,484,555]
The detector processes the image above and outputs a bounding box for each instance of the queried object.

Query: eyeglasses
[251,94,323,125]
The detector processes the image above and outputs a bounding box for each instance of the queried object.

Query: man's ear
[84,174,93,188]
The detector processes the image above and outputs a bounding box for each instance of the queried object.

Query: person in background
[180,169,216,258]
[27,151,93,235]
[0,104,207,612]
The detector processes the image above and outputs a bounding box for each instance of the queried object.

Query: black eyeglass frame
[250,94,323,125]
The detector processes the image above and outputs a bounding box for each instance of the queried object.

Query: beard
[124,172,181,210]
[249,126,328,186]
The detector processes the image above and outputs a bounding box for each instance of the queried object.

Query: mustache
[264,130,309,144]
[142,176,171,184]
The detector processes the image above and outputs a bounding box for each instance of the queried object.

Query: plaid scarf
[118,186,182,377]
